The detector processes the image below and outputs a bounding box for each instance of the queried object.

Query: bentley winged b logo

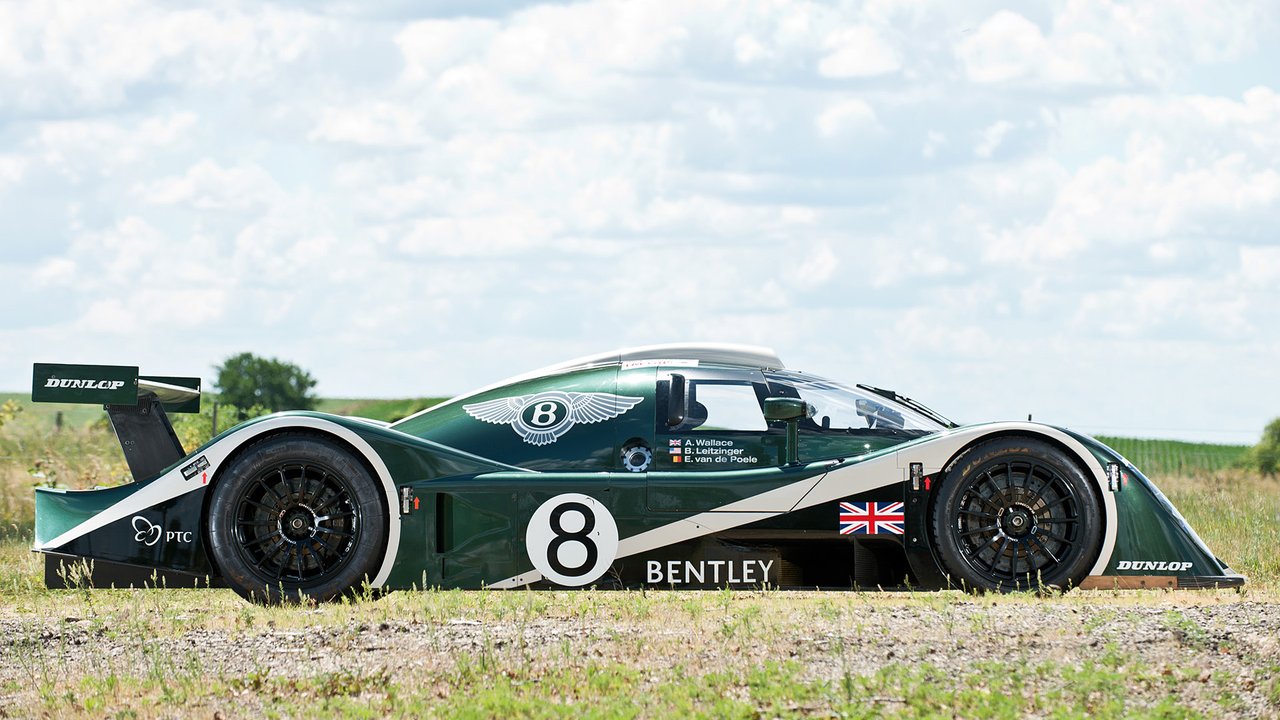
[464,391,644,446]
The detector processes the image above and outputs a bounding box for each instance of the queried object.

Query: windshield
[764,371,947,436]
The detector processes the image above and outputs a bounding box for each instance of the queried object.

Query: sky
[1,0,1277,444]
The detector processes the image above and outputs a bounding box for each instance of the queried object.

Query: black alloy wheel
[208,434,389,603]
[932,437,1102,592]
[233,461,358,585]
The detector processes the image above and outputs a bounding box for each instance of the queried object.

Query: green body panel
[35,481,149,546]
[612,367,658,457]
[1067,431,1231,577]
[393,366,639,472]
[401,459,841,588]
[394,472,624,588]
[394,483,521,589]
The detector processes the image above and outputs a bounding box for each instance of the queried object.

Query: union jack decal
[838,501,905,535]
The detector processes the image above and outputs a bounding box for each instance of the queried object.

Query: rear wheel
[931,437,1102,592]
[208,433,389,603]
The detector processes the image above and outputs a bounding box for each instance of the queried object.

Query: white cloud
[987,134,1280,264]
[733,34,769,65]
[957,9,1125,87]
[395,18,500,85]
[32,256,75,286]
[788,243,838,286]
[1,0,1278,443]
[0,155,24,193]
[0,2,334,113]
[921,131,946,159]
[818,25,900,78]
[957,11,1050,84]
[139,159,282,211]
[956,1,1270,89]
[815,99,878,138]
[310,103,427,147]
[975,120,1014,158]
[395,216,558,257]
[1240,246,1280,286]
[26,112,197,182]
[1073,276,1253,339]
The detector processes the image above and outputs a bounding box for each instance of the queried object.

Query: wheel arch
[198,416,403,589]
[922,425,1116,581]
[937,430,1102,494]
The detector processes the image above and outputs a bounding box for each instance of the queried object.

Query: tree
[214,352,318,412]
[1250,417,1280,476]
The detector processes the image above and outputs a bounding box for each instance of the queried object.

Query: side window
[686,381,766,432]
[656,373,777,471]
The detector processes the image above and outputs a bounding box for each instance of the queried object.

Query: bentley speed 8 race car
[31,344,1243,602]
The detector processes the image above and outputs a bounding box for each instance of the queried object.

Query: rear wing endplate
[32,363,202,482]
[32,363,200,413]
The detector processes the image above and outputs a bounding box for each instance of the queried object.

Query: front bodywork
[34,349,1243,592]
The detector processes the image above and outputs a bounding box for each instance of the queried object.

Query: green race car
[31,344,1243,602]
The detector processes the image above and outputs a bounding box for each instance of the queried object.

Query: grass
[1,524,1277,719]
[0,424,128,541]
[0,540,1276,718]
[1157,471,1280,586]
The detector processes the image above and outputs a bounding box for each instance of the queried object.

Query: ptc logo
[464,391,643,446]
[131,516,193,546]
[132,516,162,546]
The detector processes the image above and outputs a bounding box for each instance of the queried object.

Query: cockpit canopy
[391,344,953,472]
[764,371,950,436]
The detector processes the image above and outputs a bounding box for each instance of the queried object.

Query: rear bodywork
[32,347,1244,592]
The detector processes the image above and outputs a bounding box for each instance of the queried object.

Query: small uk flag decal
[838,501,905,535]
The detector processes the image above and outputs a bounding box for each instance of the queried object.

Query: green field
[314,397,447,423]
[1095,436,1250,476]
[0,391,107,429]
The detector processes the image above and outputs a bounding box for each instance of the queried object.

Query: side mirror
[763,397,814,465]
[763,397,814,422]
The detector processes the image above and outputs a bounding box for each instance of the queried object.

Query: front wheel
[207,433,389,603]
[931,437,1102,592]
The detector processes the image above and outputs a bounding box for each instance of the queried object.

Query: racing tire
[207,433,389,604]
[931,437,1102,592]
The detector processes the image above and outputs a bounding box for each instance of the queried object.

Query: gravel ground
[2,592,1279,717]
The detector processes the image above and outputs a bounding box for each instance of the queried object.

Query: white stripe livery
[36,416,404,590]
[490,422,1117,588]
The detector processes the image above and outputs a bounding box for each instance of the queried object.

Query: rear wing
[33,363,200,413]
[32,363,202,482]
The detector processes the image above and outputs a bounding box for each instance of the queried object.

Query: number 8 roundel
[526,494,619,586]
